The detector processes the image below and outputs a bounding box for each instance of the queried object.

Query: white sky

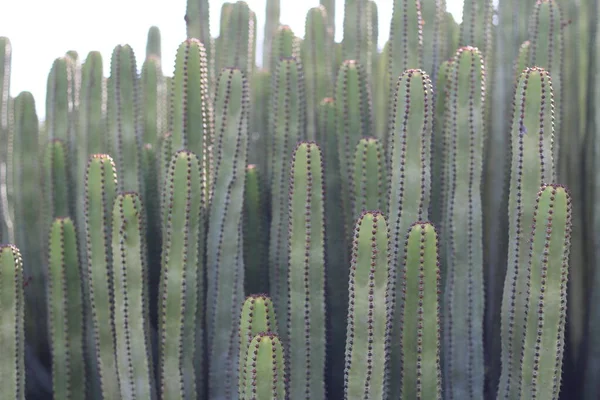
[0,0,464,119]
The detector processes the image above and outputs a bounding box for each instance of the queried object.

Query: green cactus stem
[270,25,299,74]
[344,210,391,399]
[518,184,571,399]
[217,1,256,74]
[207,67,249,400]
[238,294,278,395]
[262,0,280,69]
[84,154,120,399]
[141,56,167,147]
[0,245,25,400]
[159,150,203,400]
[388,0,423,92]
[48,217,86,400]
[386,68,433,400]
[499,67,555,399]
[352,137,386,219]
[287,141,326,399]
[240,333,286,399]
[43,139,71,223]
[112,193,156,399]
[342,0,377,79]
[0,37,11,243]
[145,26,162,61]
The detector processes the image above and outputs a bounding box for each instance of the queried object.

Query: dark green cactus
[243,165,268,295]
[399,222,442,399]
[344,210,390,399]
[84,154,119,399]
[112,192,156,399]
[0,245,25,400]
[238,294,278,394]
[499,67,555,399]
[386,68,433,400]
[48,217,85,400]
[268,57,306,328]
[517,184,571,399]
[240,333,286,399]
[159,150,203,399]
[206,67,249,400]
[287,141,326,399]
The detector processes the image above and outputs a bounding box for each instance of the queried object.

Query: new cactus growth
[287,141,326,399]
[240,332,286,399]
[344,210,391,400]
[0,245,25,400]
[48,217,85,400]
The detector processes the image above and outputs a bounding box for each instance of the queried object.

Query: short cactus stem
[240,332,286,399]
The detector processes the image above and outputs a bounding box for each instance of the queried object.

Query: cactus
[0,37,11,243]
[84,154,119,399]
[240,333,286,399]
[112,193,156,399]
[141,56,167,147]
[0,245,25,400]
[268,57,306,327]
[159,150,203,399]
[206,67,249,400]
[243,165,268,295]
[238,294,278,394]
[287,141,326,399]
[48,217,85,399]
[270,25,299,74]
[386,68,433,400]
[499,67,555,399]
[263,0,281,69]
[517,184,571,399]
[217,1,256,74]
[352,137,386,219]
[145,26,162,61]
[388,0,423,91]
[344,210,391,399]
[399,222,442,399]
[342,0,377,79]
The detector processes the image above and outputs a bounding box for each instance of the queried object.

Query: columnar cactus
[141,55,167,147]
[107,45,142,194]
[206,67,249,400]
[442,46,486,400]
[84,154,119,399]
[243,165,268,295]
[352,137,386,219]
[287,141,326,399]
[0,37,11,243]
[386,68,433,400]
[518,184,571,399]
[388,0,423,92]
[159,150,203,399]
[399,222,442,399]
[270,26,299,74]
[344,210,391,400]
[240,333,286,399]
[48,217,85,400]
[262,0,280,69]
[238,294,278,394]
[342,0,377,79]
[0,245,25,400]
[499,67,555,399]
[268,57,306,327]
[217,1,256,75]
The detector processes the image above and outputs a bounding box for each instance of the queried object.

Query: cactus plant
[240,332,286,399]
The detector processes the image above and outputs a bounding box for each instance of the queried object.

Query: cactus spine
[400,222,442,399]
[112,193,156,399]
[287,141,326,399]
[207,68,249,400]
[344,210,391,399]
[0,245,25,400]
[499,67,555,399]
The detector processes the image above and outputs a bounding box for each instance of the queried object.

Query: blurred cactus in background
[4,0,600,398]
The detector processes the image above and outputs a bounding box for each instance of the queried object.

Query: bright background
[0,0,464,119]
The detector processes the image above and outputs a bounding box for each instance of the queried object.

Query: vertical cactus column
[420,0,443,83]
[0,245,24,400]
[159,150,203,400]
[112,193,156,400]
[518,184,571,399]
[141,55,167,148]
[243,165,269,295]
[171,38,213,201]
[48,217,85,400]
[84,154,120,399]
[107,45,142,193]
[145,26,162,61]
[320,0,335,36]
[207,68,249,400]
[268,57,306,327]
[238,294,279,393]
[335,60,372,240]
[498,67,555,399]
[386,68,433,400]
[352,137,386,218]
[303,6,333,142]
[240,333,286,399]
[344,211,391,399]
[442,46,486,400]
[287,141,326,399]
[270,26,299,74]
[342,0,376,79]
[262,0,280,69]
[399,222,442,399]
[0,37,11,243]
[217,1,256,75]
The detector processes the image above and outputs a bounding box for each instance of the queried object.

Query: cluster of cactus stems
[5,0,600,398]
